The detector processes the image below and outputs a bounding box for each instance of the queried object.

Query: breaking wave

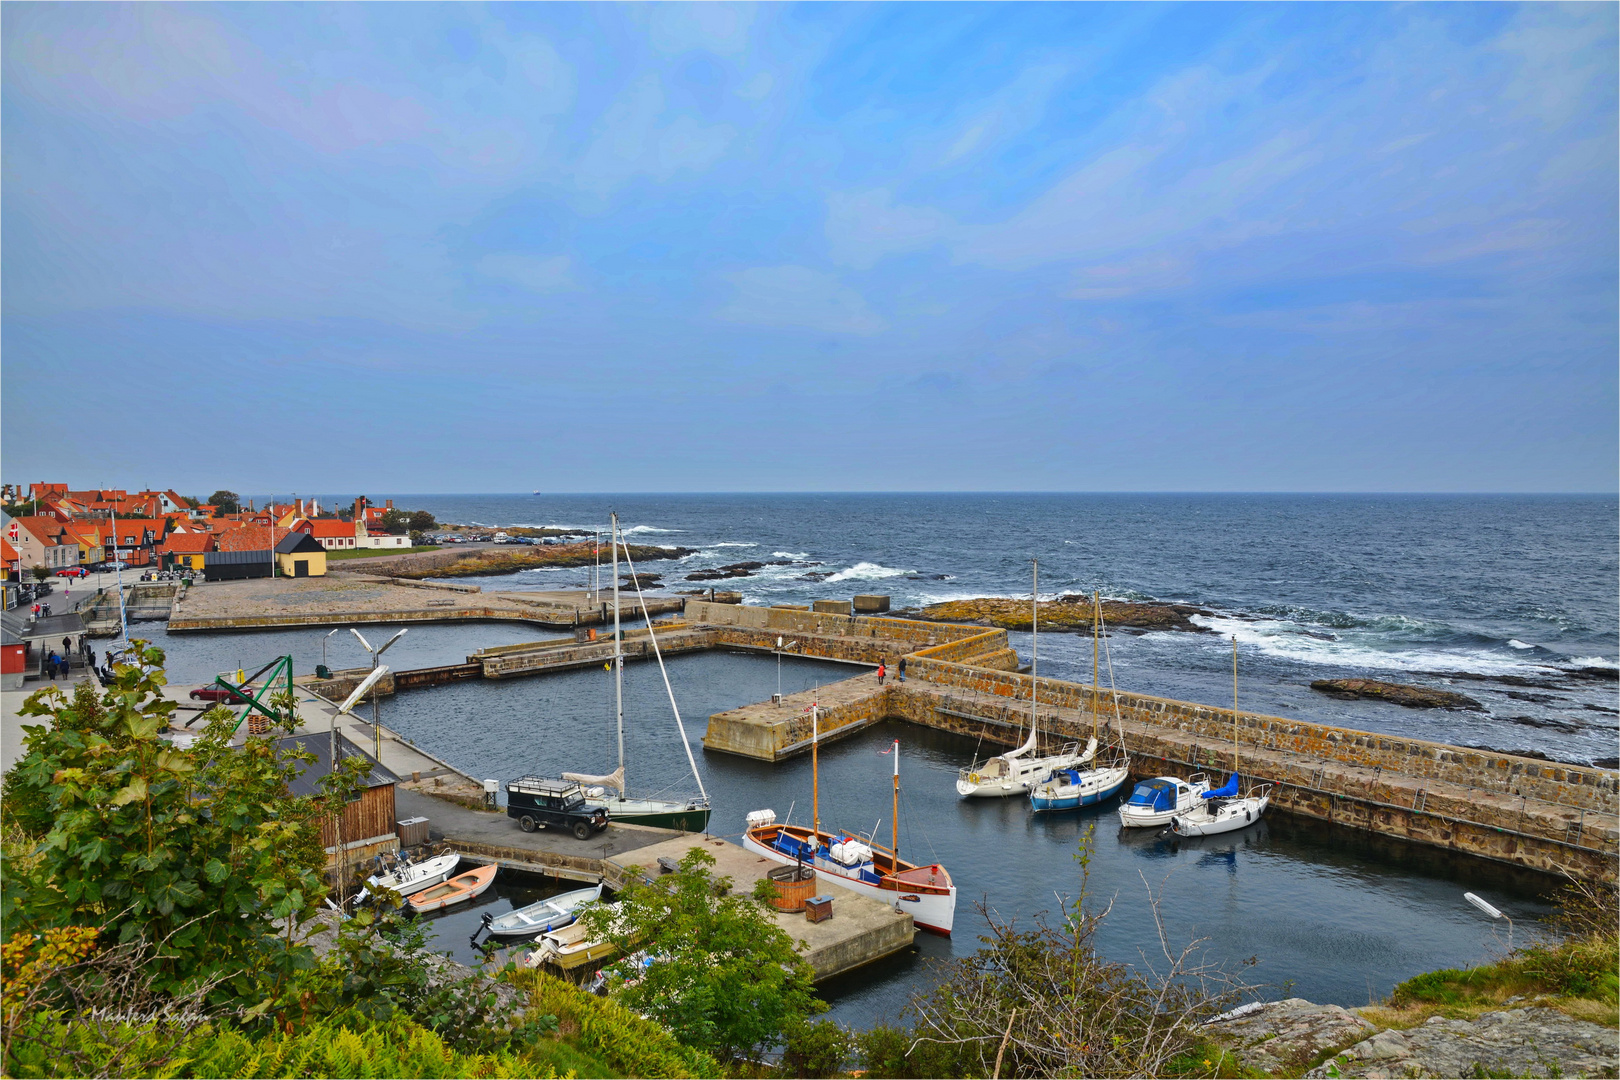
[620,525,681,536]
[826,562,910,583]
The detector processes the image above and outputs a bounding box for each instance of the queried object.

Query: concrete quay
[166,577,683,633]
[688,602,1620,884]
[398,789,915,982]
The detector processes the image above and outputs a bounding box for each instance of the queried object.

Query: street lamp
[350,627,406,762]
[322,628,338,672]
[1464,892,1513,951]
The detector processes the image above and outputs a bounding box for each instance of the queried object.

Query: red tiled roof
[13,516,69,545]
[2,538,18,562]
[161,533,216,554]
[217,525,276,552]
[306,520,358,539]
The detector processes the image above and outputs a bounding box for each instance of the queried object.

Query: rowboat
[482,883,604,938]
[523,906,624,971]
[408,864,497,912]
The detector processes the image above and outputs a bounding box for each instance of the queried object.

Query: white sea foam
[826,562,910,583]
[1569,656,1620,669]
[1508,639,1535,650]
[710,542,757,548]
[621,525,682,535]
[772,551,811,560]
[1191,614,1550,676]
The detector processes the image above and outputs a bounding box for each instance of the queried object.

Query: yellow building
[274,532,328,577]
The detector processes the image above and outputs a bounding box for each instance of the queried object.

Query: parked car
[54,567,90,578]
[95,561,129,571]
[504,777,610,840]
[190,685,250,703]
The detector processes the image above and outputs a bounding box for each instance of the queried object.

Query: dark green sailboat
[563,513,711,834]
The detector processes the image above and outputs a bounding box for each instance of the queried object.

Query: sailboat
[1029,592,1132,812]
[743,717,957,935]
[957,559,1096,798]
[563,513,711,833]
[1170,637,1271,837]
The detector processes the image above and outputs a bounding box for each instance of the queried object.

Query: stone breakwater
[330,542,697,580]
[1206,999,1617,1079]
[688,602,1618,883]
[902,596,1211,633]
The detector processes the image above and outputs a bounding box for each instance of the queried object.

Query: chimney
[354,497,364,520]
[385,499,393,510]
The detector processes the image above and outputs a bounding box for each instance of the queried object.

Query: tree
[0,645,366,1009]
[407,510,436,533]
[180,496,201,510]
[205,491,239,515]
[377,508,410,535]
[29,565,49,583]
[577,847,822,1062]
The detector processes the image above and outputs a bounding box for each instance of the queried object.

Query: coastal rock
[909,597,1213,633]
[1305,1007,1619,1079]
[686,561,765,582]
[1309,679,1483,710]
[355,542,697,580]
[1205,998,1379,1076]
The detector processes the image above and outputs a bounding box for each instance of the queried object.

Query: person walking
[877,662,886,685]
[898,656,907,683]
[47,651,60,679]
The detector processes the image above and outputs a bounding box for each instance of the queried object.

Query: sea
[183,493,1616,1024]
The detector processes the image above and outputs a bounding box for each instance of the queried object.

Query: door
[294,560,309,577]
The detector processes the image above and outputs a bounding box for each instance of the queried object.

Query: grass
[325,545,441,560]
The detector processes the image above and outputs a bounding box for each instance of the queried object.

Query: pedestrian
[62,637,72,657]
[877,662,886,685]
[31,603,39,617]
[87,647,96,668]
[898,657,907,683]
[47,651,60,679]
[59,657,70,680]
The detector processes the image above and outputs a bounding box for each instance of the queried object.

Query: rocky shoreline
[1310,678,1484,710]
[896,596,1214,633]
[337,541,698,580]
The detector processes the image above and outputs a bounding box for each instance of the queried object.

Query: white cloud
[826,190,952,270]
[716,266,887,335]
[479,253,573,293]
[574,74,735,198]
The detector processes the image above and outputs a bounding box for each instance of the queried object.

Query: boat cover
[1126,779,1176,811]
[1054,769,1083,785]
[562,766,624,792]
[1201,774,1240,799]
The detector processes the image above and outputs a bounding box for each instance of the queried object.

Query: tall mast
[891,738,900,860]
[1232,635,1239,777]
[612,513,624,791]
[1031,560,1038,743]
[1092,591,1100,745]
[811,702,820,838]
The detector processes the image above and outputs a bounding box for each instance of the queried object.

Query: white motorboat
[958,560,1098,797]
[562,513,711,833]
[1171,637,1270,838]
[524,904,624,971]
[364,851,460,898]
[482,883,604,939]
[745,722,957,935]
[1118,774,1210,828]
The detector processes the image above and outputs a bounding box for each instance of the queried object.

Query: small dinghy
[1118,775,1210,828]
[408,864,497,913]
[482,883,604,939]
[365,851,460,898]
[523,905,623,971]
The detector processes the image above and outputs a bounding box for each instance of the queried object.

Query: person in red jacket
[877,662,886,685]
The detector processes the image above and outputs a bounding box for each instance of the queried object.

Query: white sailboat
[1170,637,1271,837]
[957,559,1096,798]
[1029,592,1132,812]
[563,513,711,833]
[744,712,957,935]
[1118,774,1210,828]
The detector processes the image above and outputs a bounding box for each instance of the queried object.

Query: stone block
[853,594,890,613]
[813,599,854,615]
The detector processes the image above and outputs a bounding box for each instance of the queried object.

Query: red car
[55,566,90,578]
[189,685,250,703]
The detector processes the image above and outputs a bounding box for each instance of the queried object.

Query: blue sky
[3,2,1615,493]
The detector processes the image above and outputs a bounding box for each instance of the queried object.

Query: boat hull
[742,827,956,935]
[1117,776,1211,828]
[367,852,460,897]
[603,797,711,833]
[1171,794,1269,837]
[1029,766,1130,812]
[955,741,1096,798]
[409,864,497,913]
[485,883,604,938]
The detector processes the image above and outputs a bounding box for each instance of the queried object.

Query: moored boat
[364,851,461,898]
[744,722,956,934]
[482,883,604,938]
[1171,637,1270,838]
[1030,591,1133,814]
[408,864,497,913]
[1118,775,1210,827]
[524,905,624,971]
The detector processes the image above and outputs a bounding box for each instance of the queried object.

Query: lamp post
[322,628,338,672]
[350,627,407,763]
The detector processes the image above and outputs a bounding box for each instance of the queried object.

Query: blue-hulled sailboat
[1030,591,1131,812]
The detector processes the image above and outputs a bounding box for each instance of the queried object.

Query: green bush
[4,1012,548,1079]
[511,968,720,1078]
[854,1023,979,1079]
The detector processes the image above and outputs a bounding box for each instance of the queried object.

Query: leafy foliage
[204,490,239,515]
[0,643,363,1009]
[577,846,822,1062]
[511,967,721,1078]
[778,1018,855,1078]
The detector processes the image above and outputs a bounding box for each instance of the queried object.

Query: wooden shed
[274,734,399,871]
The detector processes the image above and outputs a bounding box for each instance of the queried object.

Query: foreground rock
[905,596,1212,633]
[1305,1007,1618,1079]
[351,542,698,579]
[1310,678,1482,710]
[1205,998,1378,1076]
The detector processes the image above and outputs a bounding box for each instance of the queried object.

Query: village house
[4,515,81,572]
[159,531,217,573]
[273,734,401,872]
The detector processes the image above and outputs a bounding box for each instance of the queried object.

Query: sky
[2,2,1616,494]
